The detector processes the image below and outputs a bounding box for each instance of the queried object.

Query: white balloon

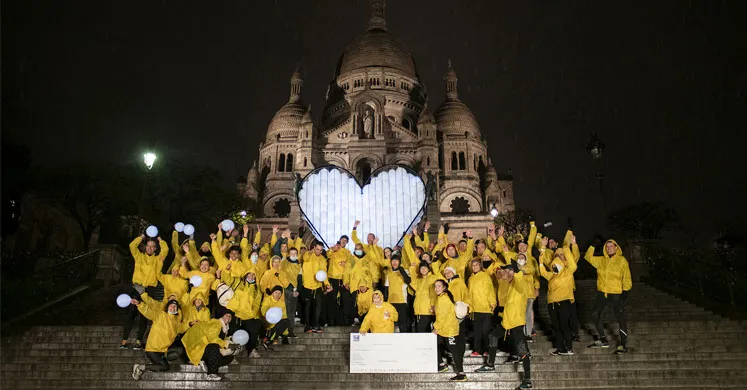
[183,224,195,236]
[315,270,327,282]
[189,275,203,288]
[174,222,185,232]
[221,220,235,232]
[232,330,249,346]
[146,225,159,238]
[116,294,131,308]
[265,307,283,324]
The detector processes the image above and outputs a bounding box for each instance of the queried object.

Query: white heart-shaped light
[297,165,426,251]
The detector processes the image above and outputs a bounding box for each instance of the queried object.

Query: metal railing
[1,250,100,320]
[645,246,746,308]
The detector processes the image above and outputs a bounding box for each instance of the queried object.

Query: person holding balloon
[121,227,169,350]
[181,310,239,381]
[178,256,215,303]
[301,242,331,333]
[359,290,397,334]
[170,223,200,271]
[261,285,290,349]
[220,267,264,358]
[210,232,249,278]
[130,293,182,380]
[433,279,468,382]
[158,264,188,307]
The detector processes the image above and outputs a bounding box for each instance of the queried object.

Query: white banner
[349,333,438,373]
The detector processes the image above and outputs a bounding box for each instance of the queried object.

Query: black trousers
[144,351,169,372]
[437,334,465,373]
[392,303,410,333]
[302,287,323,329]
[234,318,262,355]
[284,286,298,330]
[472,313,492,354]
[201,343,234,375]
[591,292,628,346]
[325,278,342,326]
[569,300,580,336]
[122,285,157,341]
[487,324,531,380]
[548,300,573,351]
[268,318,290,341]
[339,286,354,326]
[416,315,434,332]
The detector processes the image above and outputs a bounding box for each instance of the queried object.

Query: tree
[493,208,533,243]
[607,201,681,240]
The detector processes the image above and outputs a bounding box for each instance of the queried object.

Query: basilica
[241,0,514,241]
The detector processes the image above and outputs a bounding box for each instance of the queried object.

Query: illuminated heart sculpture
[297,165,426,250]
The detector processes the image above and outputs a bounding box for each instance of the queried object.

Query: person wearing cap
[301,242,331,333]
[539,238,577,356]
[122,233,169,350]
[351,220,386,288]
[476,262,533,390]
[181,310,237,381]
[467,259,496,357]
[349,244,374,323]
[282,247,303,336]
[130,293,182,380]
[433,279,467,382]
[383,254,411,333]
[261,285,291,349]
[178,256,216,304]
[325,234,353,326]
[359,290,398,334]
[413,260,439,333]
[219,266,264,358]
[585,238,632,353]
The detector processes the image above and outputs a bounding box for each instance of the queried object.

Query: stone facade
[240,0,514,242]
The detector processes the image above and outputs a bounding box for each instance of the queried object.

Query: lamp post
[138,151,157,221]
[586,133,607,221]
[490,204,499,218]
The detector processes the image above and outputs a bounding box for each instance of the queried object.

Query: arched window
[451,152,458,170]
[356,159,373,184]
[458,152,466,170]
[426,156,430,166]
[473,154,477,171]
[278,153,286,172]
[402,118,411,129]
[303,157,308,167]
[286,154,294,171]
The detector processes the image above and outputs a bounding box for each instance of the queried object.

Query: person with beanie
[130,293,182,380]
[181,310,237,381]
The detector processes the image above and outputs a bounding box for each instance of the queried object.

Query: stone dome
[417,104,436,126]
[267,69,306,140]
[337,29,417,79]
[435,64,480,135]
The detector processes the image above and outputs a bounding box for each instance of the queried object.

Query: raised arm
[584,246,602,269]
[129,235,144,258]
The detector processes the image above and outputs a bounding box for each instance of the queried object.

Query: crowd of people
[122,218,632,390]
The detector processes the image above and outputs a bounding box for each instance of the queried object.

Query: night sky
[3,0,746,243]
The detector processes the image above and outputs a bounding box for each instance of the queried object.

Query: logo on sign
[353,335,360,342]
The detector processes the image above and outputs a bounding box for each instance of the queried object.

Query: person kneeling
[261,285,291,349]
[359,290,397,334]
[181,310,239,381]
[131,294,182,380]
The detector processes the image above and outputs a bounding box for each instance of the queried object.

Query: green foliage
[608,201,681,240]
[493,208,533,243]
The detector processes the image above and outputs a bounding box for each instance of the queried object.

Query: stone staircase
[2,280,747,389]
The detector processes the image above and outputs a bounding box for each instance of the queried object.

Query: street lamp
[143,152,157,170]
[490,204,499,218]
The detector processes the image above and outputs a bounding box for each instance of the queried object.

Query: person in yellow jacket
[282,247,302,337]
[359,290,397,333]
[220,268,264,358]
[466,260,497,357]
[301,242,332,333]
[169,228,200,272]
[158,265,188,305]
[433,279,467,382]
[349,245,374,322]
[477,262,533,390]
[496,224,539,341]
[180,291,211,332]
[325,235,353,326]
[384,254,411,333]
[539,244,577,355]
[122,233,169,350]
[438,229,475,279]
[413,261,439,332]
[260,256,290,294]
[585,239,632,353]
[210,233,249,278]
[351,220,386,288]
[130,293,182,380]
[260,285,291,349]
[178,256,216,305]
[181,312,237,381]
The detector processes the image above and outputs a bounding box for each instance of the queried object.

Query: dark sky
[3,0,746,243]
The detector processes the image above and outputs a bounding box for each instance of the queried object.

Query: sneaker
[496,350,510,357]
[305,327,314,333]
[504,355,519,364]
[131,364,143,380]
[132,340,143,350]
[198,361,208,373]
[483,352,489,357]
[614,345,628,354]
[312,327,324,333]
[516,380,533,389]
[572,334,582,342]
[206,374,222,381]
[588,339,610,349]
[474,365,495,372]
[261,342,273,351]
[119,343,129,350]
[438,364,449,373]
[531,329,537,337]
[449,374,467,382]
[249,350,261,358]
[559,349,574,356]
[550,349,561,356]
[525,336,533,343]
[469,351,481,357]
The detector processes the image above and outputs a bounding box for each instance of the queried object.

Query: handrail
[43,249,101,270]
